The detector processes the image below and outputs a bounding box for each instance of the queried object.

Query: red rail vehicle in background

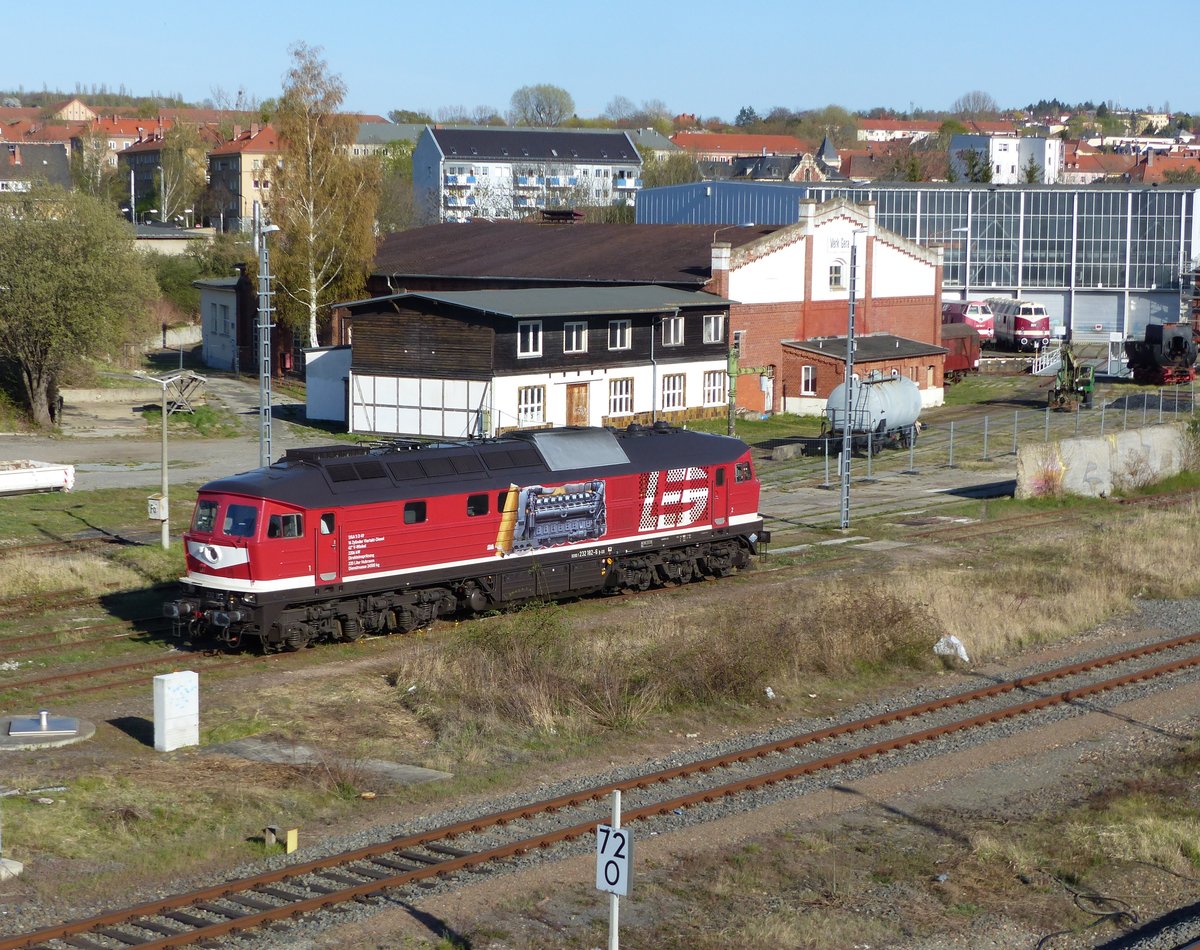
[987,298,1052,351]
[941,300,994,345]
[165,425,767,652]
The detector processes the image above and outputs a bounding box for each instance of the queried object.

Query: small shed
[781,334,948,416]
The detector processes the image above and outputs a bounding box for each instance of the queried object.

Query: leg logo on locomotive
[495,480,608,555]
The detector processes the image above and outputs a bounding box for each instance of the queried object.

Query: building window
[563,321,588,354]
[662,373,686,410]
[662,313,685,346]
[608,319,631,350]
[703,370,726,405]
[518,385,545,425]
[732,330,746,357]
[703,313,725,344]
[517,320,542,358]
[801,365,816,395]
[609,377,633,415]
[829,262,844,289]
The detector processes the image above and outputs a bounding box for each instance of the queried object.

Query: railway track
[6,629,1200,950]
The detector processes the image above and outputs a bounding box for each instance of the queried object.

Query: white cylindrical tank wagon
[823,373,922,453]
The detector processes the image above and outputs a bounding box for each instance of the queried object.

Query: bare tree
[604,95,637,124]
[509,84,574,127]
[271,43,381,348]
[950,90,1000,118]
[70,124,120,200]
[158,122,207,224]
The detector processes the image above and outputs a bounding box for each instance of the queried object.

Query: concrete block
[1017,422,1188,499]
[154,671,199,752]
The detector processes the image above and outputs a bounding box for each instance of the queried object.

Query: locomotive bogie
[166,426,766,651]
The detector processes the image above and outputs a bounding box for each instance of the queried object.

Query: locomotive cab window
[715,467,726,486]
[192,500,218,533]
[320,513,335,535]
[404,501,427,525]
[267,513,304,539]
[735,461,753,483]
[223,504,258,538]
[466,493,489,517]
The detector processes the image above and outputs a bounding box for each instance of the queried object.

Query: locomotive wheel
[283,625,312,651]
[336,616,364,642]
[394,606,424,634]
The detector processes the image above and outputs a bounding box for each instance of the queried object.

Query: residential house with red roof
[206,124,281,231]
[671,131,814,163]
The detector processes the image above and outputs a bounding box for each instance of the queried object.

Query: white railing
[1030,341,1061,376]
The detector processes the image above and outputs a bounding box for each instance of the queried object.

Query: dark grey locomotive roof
[200,425,750,508]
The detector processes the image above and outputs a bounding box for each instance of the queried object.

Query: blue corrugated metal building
[635,181,813,226]
[637,180,1200,341]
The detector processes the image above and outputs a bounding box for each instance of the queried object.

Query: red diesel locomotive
[164,424,767,651]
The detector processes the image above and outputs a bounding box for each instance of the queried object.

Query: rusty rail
[4,631,1200,950]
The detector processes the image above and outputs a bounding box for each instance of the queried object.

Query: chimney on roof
[233,125,242,140]
[251,122,259,136]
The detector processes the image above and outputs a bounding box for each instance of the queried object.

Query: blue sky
[5,1,1195,121]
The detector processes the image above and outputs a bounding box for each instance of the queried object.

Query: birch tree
[271,43,380,347]
[0,187,156,427]
[158,122,208,225]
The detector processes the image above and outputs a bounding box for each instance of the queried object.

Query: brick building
[704,199,944,412]
[780,335,949,417]
[367,198,945,416]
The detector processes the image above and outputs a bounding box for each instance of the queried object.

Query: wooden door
[566,383,589,427]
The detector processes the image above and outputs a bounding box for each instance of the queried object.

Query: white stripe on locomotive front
[182,511,762,595]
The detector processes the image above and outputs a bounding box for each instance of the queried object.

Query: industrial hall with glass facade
[635,181,1200,343]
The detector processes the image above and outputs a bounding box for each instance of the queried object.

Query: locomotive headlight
[242,593,257,605]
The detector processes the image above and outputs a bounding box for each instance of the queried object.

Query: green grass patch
[688,412,825,444]
[141,403,244,438]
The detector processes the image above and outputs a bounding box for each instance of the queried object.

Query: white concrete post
[154,670,199,752]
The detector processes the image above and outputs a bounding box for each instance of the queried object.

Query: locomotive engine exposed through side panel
[504,481,607,553]
[164,425,767,652]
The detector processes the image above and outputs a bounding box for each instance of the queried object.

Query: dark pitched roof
[783,334,947,361]
[427,127,639,163]
[340,285,733,317]
[373,221,783,287]
[0,142,71,188]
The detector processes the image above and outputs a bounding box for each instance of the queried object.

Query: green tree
[734,106,760,128]
[959,148,993,183]
[639,148,703,188]
[388,108,432,124]
[1163,167,1200,184]
[1021,155,1042,183]
[0,187,156,426]
[271,43,381,348]
[509,84,574,126]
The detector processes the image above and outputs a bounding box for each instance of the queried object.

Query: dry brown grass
[0,553,143,597]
